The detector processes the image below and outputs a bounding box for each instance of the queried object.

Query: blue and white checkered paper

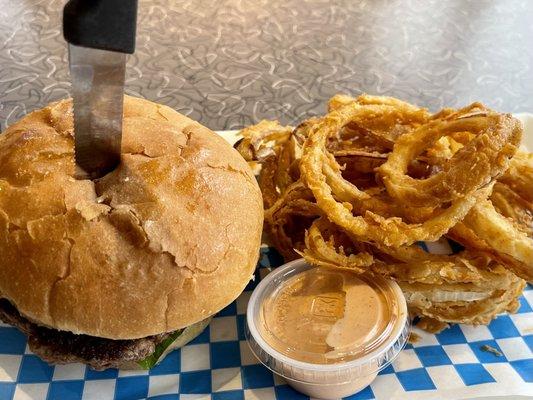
[0,245,532,400]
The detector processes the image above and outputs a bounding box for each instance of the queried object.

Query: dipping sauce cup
[246,258,409,399]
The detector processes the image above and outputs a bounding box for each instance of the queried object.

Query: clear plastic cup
[246,258,409,399]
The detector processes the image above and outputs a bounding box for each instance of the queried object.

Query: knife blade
[69,44,126,179]
[63,0,138,179]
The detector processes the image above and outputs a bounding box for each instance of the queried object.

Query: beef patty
[0,299,173,370]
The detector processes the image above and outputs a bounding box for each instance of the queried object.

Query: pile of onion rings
[235,94,530,332]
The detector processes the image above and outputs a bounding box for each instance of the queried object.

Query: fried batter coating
[235,93,530,331]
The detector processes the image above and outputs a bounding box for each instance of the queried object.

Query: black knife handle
[63,0,138,54]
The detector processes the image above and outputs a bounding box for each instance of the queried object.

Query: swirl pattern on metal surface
[1,0,532,131]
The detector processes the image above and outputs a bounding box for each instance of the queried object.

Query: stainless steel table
[1,0,532,131]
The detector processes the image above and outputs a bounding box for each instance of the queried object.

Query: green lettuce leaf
[138,329,184,369]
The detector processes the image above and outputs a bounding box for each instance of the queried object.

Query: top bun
[0,96,263,339]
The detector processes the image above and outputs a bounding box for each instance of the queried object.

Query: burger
[0,96,263,370]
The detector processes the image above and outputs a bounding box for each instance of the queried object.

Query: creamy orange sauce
[260,268,395,364]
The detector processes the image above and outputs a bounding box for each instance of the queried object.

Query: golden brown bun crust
[0,96,263,339]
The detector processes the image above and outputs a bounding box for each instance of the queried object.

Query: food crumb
[480,344,503,357]
[408,332,421,344]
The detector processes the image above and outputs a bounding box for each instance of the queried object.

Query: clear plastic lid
[246,259,409,385]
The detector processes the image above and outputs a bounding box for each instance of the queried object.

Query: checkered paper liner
[0,244,531,400]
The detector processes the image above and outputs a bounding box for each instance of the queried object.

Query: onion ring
[405,277,524,329]
[235,120,293,162]
[300,101,495,246]
[459,200,533,281]
[299,217,374,272]
[264,182,320,260]
[377,104,522,207]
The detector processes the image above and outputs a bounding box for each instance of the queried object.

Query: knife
[63,0,138,179]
